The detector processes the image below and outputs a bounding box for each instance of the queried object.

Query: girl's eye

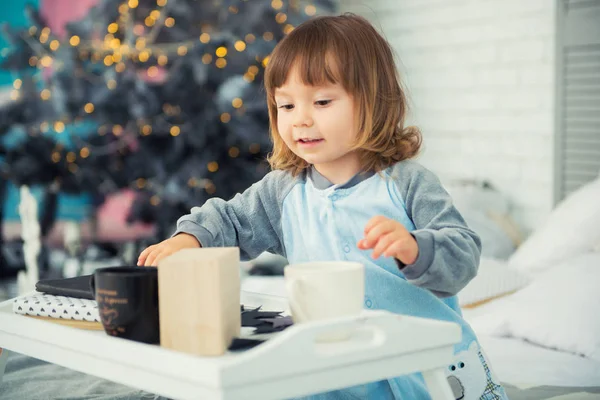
[315,100,331,106]
[278,104,294,110]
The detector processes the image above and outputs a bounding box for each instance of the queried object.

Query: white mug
[284,261,364,340]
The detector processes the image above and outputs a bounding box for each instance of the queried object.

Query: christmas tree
[0,0,337,243]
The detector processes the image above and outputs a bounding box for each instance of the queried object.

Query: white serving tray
[0,291,460,399]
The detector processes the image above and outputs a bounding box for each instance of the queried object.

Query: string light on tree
[0,0,335,242]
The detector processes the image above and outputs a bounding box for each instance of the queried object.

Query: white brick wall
[341,0,557,232]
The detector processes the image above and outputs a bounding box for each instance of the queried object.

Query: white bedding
[242,276,600,388]
[475,335,600,388]
[463,305,600,388]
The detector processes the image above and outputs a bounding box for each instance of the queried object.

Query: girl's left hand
[357,216,419,265]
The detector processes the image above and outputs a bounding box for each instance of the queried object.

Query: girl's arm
[173,169,296,261]
[392,161,482,297]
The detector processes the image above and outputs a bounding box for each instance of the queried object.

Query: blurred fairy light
[66,152,76,163]
[157,0,168,6]
[245,33,255,43]
[128,0,139,8]
[271,0,283,10]
[13,79,22,89]
[263,32,274,41]
[147,66,159,77]
[150,195,161,206]
[234,41,246,52]
[40,56,53,67]
[80,147,90,158]
[108,23,119,33]
[199,33,210,43]
[228,147,240,158]
[112,125,123,136]
[141,125,152,136]
[70,35,80,46]
[305,5,317,15]
[232,98,243,108]
[202,54,212,64]
[139,50,150,62]
[204,181,216,194]
[84,103,95,113]
[284,24,294,34]
[49,40,60,51]
[215,58,227,68]
[165,17,175,28]
[54,121,65,133]
[216,46,227,57]
[136,178,147,188]
[276,13,287,23]
[169,126,180,136]
[207,161,219,172]
[40,89,51,100]
[177,46,187,56]
[249,143,260,154]
[220,113,231,123]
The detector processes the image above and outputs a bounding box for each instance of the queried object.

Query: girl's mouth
[298,138,324,146]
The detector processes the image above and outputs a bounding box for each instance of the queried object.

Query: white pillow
[508,177,600,274]
[469,252,600,362]
[459,257,531,308]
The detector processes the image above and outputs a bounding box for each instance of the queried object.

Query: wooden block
[158,247,241,356]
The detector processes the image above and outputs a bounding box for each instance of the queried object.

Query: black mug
[90,267,160,344]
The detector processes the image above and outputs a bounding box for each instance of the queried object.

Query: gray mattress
[2,351,600,400]
[0,351,166,400]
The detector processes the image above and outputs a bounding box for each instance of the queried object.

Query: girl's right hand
[137,233,201,267]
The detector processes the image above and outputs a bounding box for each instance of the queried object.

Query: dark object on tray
[35,274,94,300]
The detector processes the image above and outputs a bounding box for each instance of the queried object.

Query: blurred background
[0,0,598,298]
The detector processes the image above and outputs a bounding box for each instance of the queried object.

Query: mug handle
[285,277,309,322]
[89,274,96,297]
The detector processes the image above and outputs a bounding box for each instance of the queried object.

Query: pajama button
[365,299,372,308]
[343,245,350,253]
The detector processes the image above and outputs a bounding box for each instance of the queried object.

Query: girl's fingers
[138,245,156,266]
[383,240,405,258]
[363,215,387,235]
[145,250,163,267]
[364,220,396,246]
[371,233,397,259]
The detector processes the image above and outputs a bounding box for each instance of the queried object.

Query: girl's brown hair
[264,13,422,176]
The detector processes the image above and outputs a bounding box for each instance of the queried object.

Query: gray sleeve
[172,169,296,261]
[391,161,482,297]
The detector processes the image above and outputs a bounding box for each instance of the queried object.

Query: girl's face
[274,66,361,183]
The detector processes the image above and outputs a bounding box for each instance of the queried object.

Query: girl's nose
[292,107,314,128]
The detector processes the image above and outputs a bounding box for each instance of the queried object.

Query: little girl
[139,13,507,400]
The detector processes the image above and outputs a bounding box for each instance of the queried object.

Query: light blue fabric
[175,160,508,400]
